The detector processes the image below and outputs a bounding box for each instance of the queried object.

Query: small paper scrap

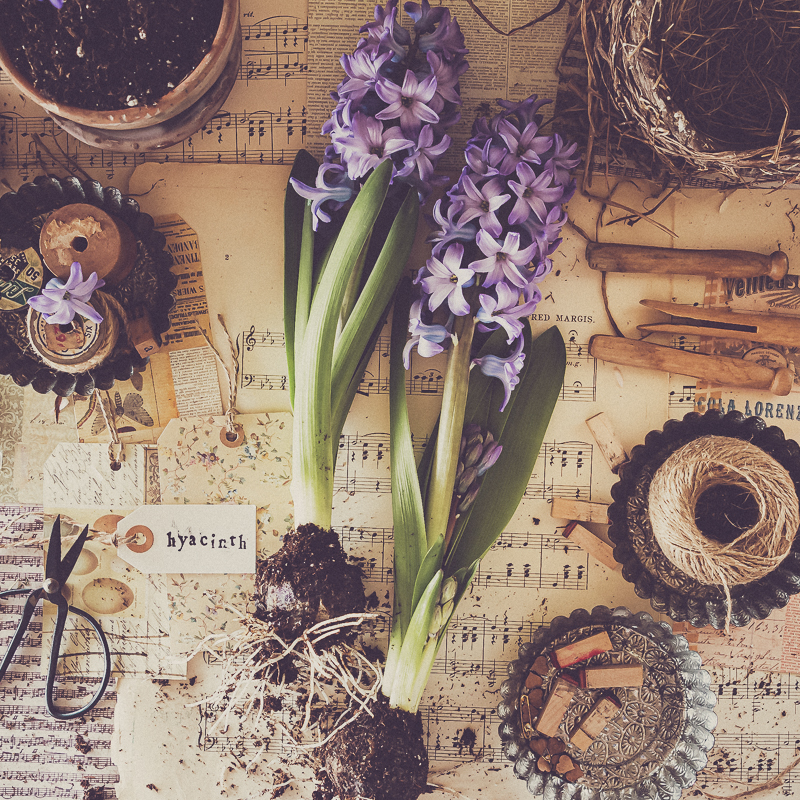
[116,504,256,574]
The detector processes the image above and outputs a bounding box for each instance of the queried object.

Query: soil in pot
[0,0,223,110]
[253,523,366,641]
[317,697,429,800]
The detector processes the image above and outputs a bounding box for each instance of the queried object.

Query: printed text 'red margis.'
[167,531,248,551]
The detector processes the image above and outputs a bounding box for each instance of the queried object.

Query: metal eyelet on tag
[126,525,154,553]
[220,424,245,447]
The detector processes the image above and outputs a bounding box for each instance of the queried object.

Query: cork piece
[530,738,548,757]
[570,694,622,750]
[535,677,579,737]
[39,203,137,287]
[585,412,629,473]
[127,312,160,358]
[551,631,613,668]
[550,497,610,524]
[563,521,620,570]
[580,695,621,738]
[581,663,644,689]
[570,728,594,751]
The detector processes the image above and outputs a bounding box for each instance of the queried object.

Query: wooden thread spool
[39,203,137,287]
[26,291,126,374]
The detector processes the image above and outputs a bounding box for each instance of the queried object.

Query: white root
[186,602,384,772]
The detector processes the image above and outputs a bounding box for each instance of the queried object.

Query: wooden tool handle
[587,242,788,280]
[589,335,794,396]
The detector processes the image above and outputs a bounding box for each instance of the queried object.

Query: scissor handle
[0,589,42,684]
[46,595,112,721]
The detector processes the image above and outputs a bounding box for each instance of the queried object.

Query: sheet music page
[0,508,121,800]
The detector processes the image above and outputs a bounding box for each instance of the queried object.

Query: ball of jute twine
[648,435,799,631]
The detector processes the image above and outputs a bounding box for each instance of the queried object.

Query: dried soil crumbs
[0,0,223,110]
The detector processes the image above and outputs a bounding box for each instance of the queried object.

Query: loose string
[96,389,123,469]
[198,314,240,436]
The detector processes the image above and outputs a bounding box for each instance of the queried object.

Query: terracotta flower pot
[0,0,241,151]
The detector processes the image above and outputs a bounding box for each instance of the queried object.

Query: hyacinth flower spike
[382,96,578,713]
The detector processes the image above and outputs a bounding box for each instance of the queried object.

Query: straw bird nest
[573,0,800,183]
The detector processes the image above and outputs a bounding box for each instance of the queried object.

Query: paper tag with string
[116,505,256,574]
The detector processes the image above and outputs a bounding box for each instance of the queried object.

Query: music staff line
[1,108,308,175]
[331,435,592,500]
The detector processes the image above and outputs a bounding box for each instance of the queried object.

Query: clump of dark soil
[253,524,366,641]
[0,0,223,109]
[318,698,428,800]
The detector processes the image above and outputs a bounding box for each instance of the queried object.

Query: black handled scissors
[0,516,111,720]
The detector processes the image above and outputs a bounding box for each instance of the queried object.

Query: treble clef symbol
[244,325,256,351]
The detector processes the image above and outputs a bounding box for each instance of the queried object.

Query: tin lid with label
[0,248,44,311]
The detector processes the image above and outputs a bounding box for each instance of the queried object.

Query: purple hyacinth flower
[375,70,440,136]
[476,281,541,343]
[472,335,526,411]
[545,133,582,185]
[421,242,474,316]
[496,95,552,127]
[494,118,552,174]
[398,125,450,183]
[427,197,478,257]
[507,162,567,225]
[404,300,453,367]
[405,0,447,33]
[333,112,415,180]
[470,230,536,288]
[28,261,104,324]
[418,8,468,57]
[290,162,355,230]
[522,203,569,254]
[339,49,392,103]
[426,50,467,107]
[452,174,510,237]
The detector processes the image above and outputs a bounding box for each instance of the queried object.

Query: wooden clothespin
[586,242,788,280]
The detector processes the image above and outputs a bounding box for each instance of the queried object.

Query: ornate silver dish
[498,606,717,800]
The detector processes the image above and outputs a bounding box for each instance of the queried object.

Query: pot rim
[0,0,239,129]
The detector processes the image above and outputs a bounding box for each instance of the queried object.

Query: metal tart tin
[608,409,800,629]
[0,175,177,396]
[498,606,717,800]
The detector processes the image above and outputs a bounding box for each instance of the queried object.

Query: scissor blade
[44,516,63,582]
[56,525,90,585]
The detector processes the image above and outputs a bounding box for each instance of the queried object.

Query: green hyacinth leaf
[444,325,566,574]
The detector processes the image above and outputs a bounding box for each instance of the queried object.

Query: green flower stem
[423,314,475,549]
[292,203,315,408]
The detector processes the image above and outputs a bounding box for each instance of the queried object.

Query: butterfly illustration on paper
[77,391,155,435]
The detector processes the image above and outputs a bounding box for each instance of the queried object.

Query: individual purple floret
[38,0,64,8]
[406,95,580,409]
[292,0,468,230]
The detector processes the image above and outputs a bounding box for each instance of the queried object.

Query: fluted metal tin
[608,409,800,628]
[498,606,717,800]
[0,175,176,396]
